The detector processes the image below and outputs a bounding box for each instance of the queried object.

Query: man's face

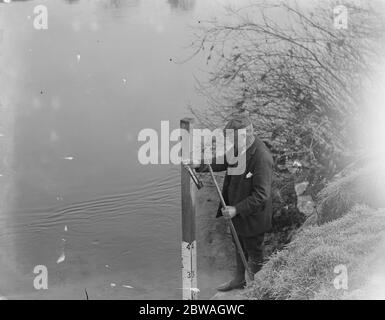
[224,128,248,175]
[225,129,247,155]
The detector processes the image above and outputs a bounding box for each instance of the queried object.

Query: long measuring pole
[207,164,253,281]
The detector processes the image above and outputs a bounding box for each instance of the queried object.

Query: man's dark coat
[197,136,273,236]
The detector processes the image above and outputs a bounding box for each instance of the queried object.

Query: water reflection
[98,0,140,10]
[1,0,196,11]
[0,0,214,300]
[64,0,80,4]
[168,0,196,11]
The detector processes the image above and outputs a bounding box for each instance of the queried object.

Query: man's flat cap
[224,110,252,130]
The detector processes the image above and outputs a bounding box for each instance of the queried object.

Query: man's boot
[247,258,262,280]
[216,251,246,292]
[247,245,264,279]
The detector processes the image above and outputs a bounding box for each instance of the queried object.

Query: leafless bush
[191,0,385,179]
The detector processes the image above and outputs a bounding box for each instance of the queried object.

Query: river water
[0,0,245,299]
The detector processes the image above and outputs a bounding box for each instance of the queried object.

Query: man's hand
[182,159,201,169]
[221,206,237,220]
[191,163,201,169]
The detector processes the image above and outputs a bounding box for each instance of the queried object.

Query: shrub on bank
[244,205,385,300]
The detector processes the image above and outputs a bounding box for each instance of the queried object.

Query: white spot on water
[57,252,65,264]
[64,225,68,232]
[63,157,74,160]
[76,54,81,63]
[122,285,134,289]
[110,283,116,287]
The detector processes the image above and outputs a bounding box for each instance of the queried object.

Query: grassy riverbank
[245,205,385,299]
